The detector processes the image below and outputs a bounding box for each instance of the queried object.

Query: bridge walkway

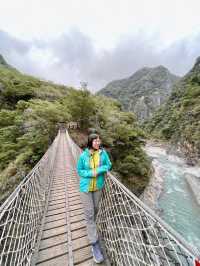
[35,132,107,266]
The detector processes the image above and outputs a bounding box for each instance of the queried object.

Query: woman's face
[92,137,101,150]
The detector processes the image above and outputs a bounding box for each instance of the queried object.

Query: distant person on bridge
[77,133,112,264]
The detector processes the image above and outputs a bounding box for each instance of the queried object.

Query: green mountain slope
[146,57,200,165]
[0,55,151,203]
[98,66,180,121]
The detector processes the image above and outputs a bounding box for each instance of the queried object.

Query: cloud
[160,34,200,75]
[88,34,160,85]
[88,32,200,89]
[0,30,35,73]
[0,29,200,91]
[0,30,29,54]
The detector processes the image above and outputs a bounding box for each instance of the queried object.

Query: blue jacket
[77,148,112,192]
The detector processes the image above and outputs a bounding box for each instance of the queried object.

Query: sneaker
[91,241,104,263]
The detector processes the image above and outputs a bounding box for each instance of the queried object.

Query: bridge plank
[71,220,86,231]
[73,236,90,250]
[68,194,80,199]
[69,204,83,211]
[48,196,65,202]
[48,200,65,206]
[49,192,66,198]
[37,242,68,264]
[36,253,68,265]
[73,245,92,264]
[72,228,87,240]
[43,218,66,230]
[46,207,66,216]
[70,209,84,217]
[45,212,66,223]
[42,225,67,239]
[48,202,65,210]
[50,189,65,194]
[39,233,67,250]
[71,214,85,223]
[69,199,81,205]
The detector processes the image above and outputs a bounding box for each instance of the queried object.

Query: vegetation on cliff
[145,57,200,164]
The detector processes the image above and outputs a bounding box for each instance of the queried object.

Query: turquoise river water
[145,144,200,251]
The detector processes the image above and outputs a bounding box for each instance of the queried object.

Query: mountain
[98,66,180,121]
[146,57,200,165]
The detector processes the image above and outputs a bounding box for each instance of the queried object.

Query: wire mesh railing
[66,130,200,266]
[97,173,200,265]
[0,131,60,266]
[66,130,81,168]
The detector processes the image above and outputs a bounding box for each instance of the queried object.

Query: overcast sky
[1,0,200,91]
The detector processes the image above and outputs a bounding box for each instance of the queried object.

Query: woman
[77,133,112,264]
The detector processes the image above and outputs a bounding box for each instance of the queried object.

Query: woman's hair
[87,133,99,149]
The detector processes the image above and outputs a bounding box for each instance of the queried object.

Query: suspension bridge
[0,130,200,266]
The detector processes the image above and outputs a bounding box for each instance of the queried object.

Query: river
[145,143,200,251]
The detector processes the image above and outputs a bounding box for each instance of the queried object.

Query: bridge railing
[66,130,200,266]
[0,132,60,266]
[66,130,82,167]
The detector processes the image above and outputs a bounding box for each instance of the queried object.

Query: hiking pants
[80,190,102,244]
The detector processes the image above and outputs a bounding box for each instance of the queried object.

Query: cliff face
[98,66,180,121]
[146,57,200,165]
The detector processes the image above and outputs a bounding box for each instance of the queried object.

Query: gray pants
[81,190,102,244]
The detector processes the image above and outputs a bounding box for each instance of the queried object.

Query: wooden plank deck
[35,132,109,266]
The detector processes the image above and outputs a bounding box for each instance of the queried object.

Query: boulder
[184,173,200,206]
